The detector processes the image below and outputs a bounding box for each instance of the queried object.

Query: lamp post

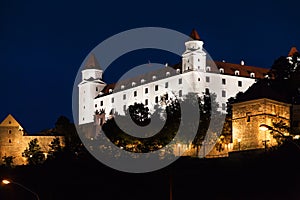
[259,124,300,151]
[259,124,271,153]
[2,179,40,200]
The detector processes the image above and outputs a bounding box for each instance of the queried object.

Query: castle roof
[189,28,201,41]
[84,53,102,70]
[0,114,22,128]
[288,46,299,57]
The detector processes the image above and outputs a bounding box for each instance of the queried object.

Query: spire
[288,46,299,57]
[189,28,201,41]
[84,53,102,70]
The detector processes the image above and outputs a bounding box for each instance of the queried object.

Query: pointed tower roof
[189,28,201,41]
[288,46,299,57]
[84,53,102,70]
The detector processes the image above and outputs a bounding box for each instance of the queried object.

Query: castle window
[132,82,136,87]
[235,70,240,76]
[121,85,125,90]
[222,78,226,85]
[145,88,148,94]
[165,82,168,88]
[141,79,145,84]
[83,106,85,109]
[222,90,226,97]
[145,99,148,105]
[222,103,226,110]
[179,90,182,97]
[9,121,11,124]
[188,59,189,63]
[123,105,126,111]
[165,93,169,100]
[206,66,211,72]
[123,94,126,100]
[250,72,255,78]
[246,112,251,122]
[198,78,200,81]
[198,58,200,62]
[152,76,156,80]
[109,89,113,93]
[96,87,98,91]
[134,91,137,97]
[9,139,11,143]
[166,72,170,76]
[238,81,242,87]
[206,76,210,83]
[95,104,97,108]
[179,78,182,84]
[176,69,180,73]
[8,130,11,134]
[155,85,159,91]
[155,96,159,103]
[111,97,114,103]
[219,68,224,73]
[83,117,84,121]
[100,101,103,106]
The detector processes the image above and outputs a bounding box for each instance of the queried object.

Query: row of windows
[95,90,183,108]
[206,77,243,87]
[205,88,227,98]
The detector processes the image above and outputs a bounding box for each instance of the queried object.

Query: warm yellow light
[259,124,270,131]
[237,138,241,143]
[2,180,10,184]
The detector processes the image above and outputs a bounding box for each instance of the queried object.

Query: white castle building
[78,29,269,127]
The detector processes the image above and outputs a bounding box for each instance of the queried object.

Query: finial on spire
[288,46,299,57]
[189,28,201,41]
[84,53,102,70]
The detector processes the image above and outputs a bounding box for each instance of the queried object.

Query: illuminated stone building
[0,114,64,165]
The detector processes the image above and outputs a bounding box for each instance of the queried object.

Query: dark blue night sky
[1,0,300,133]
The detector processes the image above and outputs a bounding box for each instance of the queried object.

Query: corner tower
[182,29,207,72]
[78,53,106,125]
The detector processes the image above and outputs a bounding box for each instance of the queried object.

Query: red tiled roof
[212,61,270,79]
[190,29,201,41]
[288,47,299,57]
[85,53,102,70]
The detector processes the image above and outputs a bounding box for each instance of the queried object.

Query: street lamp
[2,179,40,200]
[259,124,271,152]
[259,124,300,151]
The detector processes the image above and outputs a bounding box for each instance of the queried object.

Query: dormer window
[235,70,240,76]
[166,72,170,76]
[250,72,255,78]
[141,79,145,84]
[152,75,156,80]
[206,66,211,72]
[132,82,136,87]
[109,89,113,93]
[176,69,180,73]
[121,85,125,90]
[219,68,224,74]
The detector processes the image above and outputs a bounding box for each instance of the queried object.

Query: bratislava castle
[78,29,269,125]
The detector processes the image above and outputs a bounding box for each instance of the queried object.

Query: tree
[22,138,45,165]
[128,103,151,126]
[47,137,63,160]
[2,155,15,168]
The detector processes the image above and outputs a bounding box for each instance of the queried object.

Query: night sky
[1,0,300,133]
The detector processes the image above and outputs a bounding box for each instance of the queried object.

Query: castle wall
[232,98,290,151]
